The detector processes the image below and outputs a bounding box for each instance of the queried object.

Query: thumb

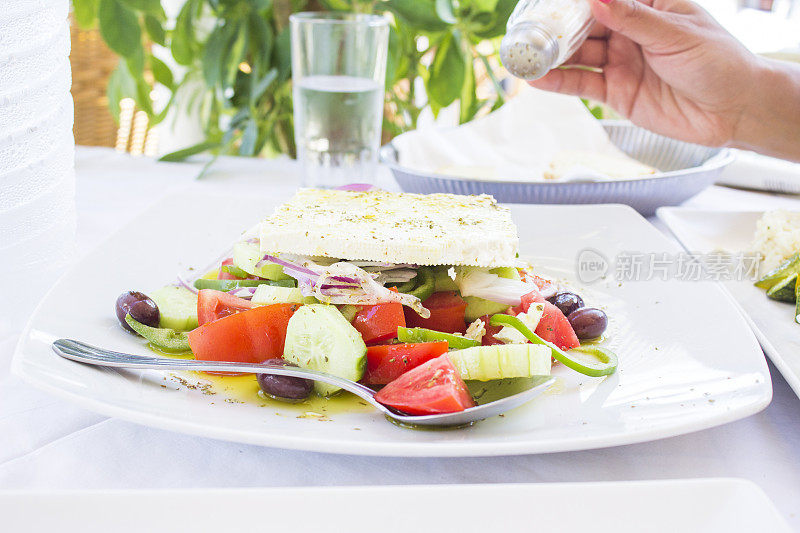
[591,0,678,48]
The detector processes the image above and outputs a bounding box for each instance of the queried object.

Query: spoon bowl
[52,339,556,428]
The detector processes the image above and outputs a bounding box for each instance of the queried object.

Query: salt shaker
[500,0,594,80]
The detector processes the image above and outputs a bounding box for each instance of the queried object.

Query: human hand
[529,0,764,148]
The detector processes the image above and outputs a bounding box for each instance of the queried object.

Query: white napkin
[392,87,654,182]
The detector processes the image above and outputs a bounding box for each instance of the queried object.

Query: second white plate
[12,192,770,456]
[0,479,790,533]
[659,207,800,399]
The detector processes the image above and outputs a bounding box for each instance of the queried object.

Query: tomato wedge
[188,303,298,364]
[374,354,476,415]
[479,314,504,346]
[404,291,467,334]
[197,289,253,325]
[535,301,580,351]
[352,302,406,344]
[362,341,448,384]
[509,289,545,316]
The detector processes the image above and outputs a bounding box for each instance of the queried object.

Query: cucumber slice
[283,304,367,396]
[150,286,198,331]
[193,278,295,291]
[232,240,293,281]
[251,284,308,305]
[464,296,510,322]
[755,253,800,290]
[490,266,521,280]
[766,274,797,302]
[448,344,552,381]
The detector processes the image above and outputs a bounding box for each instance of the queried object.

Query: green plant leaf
[435,0,457,24]
[73,0,99,28]
[150,54,174,89]
[385,23,401,88]
[253,0,273,11]
[462,0,500,13]
[252,68,278,101]
[144,14,166,46]
[427,32,466,108]
[134,76,155,115]
[249,12,273,63]
[239,118,258,156]
[385,0,449,32]
[459,49,476,123]
[98,0,142,58]
[202,22,236,88]
[319,0,351,10]
[171,0,198,66]
[224,24,248,90]
[106,60,138,121]
[474,0,516,39]
[159,141,221,162]
[120,0,166,19]
[273,27,292,82]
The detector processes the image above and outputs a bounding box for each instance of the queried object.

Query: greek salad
[114,189,617,421]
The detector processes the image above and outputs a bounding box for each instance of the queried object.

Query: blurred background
[70,0,800,161]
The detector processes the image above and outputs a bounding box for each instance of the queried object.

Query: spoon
[52,339,556,428]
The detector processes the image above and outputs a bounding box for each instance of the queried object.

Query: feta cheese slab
[259,188,519,267]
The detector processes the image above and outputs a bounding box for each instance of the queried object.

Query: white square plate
[658,207,800,398]
[0,479,791,533]
[12,191,770,456]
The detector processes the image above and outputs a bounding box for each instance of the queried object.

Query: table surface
[2,147,799,529]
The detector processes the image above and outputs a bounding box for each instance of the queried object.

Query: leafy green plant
[73,0,515,160]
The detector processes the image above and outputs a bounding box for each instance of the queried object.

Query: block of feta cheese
[259,189,519,267]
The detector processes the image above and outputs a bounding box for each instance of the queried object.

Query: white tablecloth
[2,147,799,528]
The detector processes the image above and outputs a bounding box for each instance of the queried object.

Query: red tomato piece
[197,289,253,325]
[404,291,467,334]
[188,304,298,364]
[509,289,545,316]
[535,301,580,351]
[479,314,505,346]
[217,258,239,280]
[352,302,406,344]
[374,354,476,415]
[363,341,449,384]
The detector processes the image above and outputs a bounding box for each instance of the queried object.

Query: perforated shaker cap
[499,22,559,81]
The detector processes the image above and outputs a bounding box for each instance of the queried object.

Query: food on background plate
[752,210,800,273]
[544,150,656,181]
[752,210,800,323]
[113,189,616,423]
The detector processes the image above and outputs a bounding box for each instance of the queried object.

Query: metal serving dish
[380,120,735,216]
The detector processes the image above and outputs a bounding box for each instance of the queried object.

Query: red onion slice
[177,275,199,295]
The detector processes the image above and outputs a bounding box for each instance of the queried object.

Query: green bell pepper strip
[392,280,416,293]
[125,315,191,353]
[397,326,480,350]
[193,278,295,291]
[405,267,435,302]
[489,314,618,377]
[220,264,251,279]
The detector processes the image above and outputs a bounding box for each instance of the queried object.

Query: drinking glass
[290,12,389,188]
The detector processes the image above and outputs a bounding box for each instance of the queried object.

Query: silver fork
[52,339,556,428]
